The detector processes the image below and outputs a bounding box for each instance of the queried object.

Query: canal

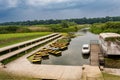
[42,30,99,66]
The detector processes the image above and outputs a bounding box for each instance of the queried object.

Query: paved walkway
[82,65,104,80]
[2,37,82,80]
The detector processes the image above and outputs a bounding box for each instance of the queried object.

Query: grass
[105,58,120,68]
[0,70,40,80]
[27,26,52,32]
[90,22,120,34]
[0,32,52,48]
[28,54,34,62]
[0,32,52,40]
[103,72,120,80]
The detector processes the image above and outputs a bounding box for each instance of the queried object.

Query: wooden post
[18,46,20,49]
[25,50,27,54]
[3,64,6,68]
[9,49,11,52]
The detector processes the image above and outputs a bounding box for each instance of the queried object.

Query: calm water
[42,30,99,66]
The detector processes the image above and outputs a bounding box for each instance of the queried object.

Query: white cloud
[0,0,19,10]
[1,0,120,22]
[26,0,95,6]
[26,0,70,6]
[7,0,18,8]
[0,0,96,10]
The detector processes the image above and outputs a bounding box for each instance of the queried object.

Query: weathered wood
[0,33,58,53]
[0,34,61,62]
[90,44,101,66]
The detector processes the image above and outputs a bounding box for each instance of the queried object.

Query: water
[42,30,99,66]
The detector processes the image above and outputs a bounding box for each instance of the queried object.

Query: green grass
[90,22,120,34]
[0,32,52,40]
[0,32,52,48]
[0,70,40,80]
[27,26,52,32]
[28,54,34,61]
[103,72,120,80]
[105,58,120,68]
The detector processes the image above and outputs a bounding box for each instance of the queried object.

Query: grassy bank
[0,32,52,48]
[90,21,120,34]
[0,21,82,34]
[105,58,120,68]
[103,72,120,80]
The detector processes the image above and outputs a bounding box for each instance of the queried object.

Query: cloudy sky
[0,0,120,22]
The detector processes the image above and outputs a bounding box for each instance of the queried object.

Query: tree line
[1,16,120,25]
[0,21,79,34]
[90,21,120,34]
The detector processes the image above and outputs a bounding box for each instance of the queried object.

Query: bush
[0,26,19,33]
[90,21,120,34]
[16,27,31,33]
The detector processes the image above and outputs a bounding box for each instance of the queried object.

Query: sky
[0,0,120,22]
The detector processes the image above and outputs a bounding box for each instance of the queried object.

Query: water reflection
[82,54,90,59]
[49,53,62,57]
[42,30,99,66]
[42,56,49,60]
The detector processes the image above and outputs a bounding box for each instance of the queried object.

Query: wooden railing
[0,34,62,62]
[0,33,58,54]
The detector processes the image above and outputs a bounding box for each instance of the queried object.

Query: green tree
[61,20,69,28]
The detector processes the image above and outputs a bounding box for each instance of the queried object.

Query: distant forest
[1,16,120,25]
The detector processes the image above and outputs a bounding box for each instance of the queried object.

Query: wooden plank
[0,33,58,53]
[90,44,101,66]
[0,34,61,62]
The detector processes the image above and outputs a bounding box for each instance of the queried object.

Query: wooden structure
[0,33,58,53]
[0,33,62,63]
[90,40,101,66]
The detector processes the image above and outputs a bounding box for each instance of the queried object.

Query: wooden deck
[0,34,61,62]
[0,33,58,53]
[90,44,101,66]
